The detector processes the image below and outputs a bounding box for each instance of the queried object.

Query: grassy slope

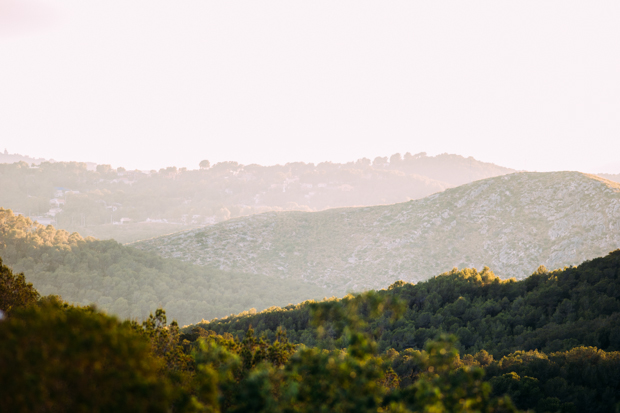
[136,172,620,294]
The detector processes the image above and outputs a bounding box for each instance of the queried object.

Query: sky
[1,1,619,173]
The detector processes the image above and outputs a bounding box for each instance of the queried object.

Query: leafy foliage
[488,346,620,412]
[0,298,174,412]
[2,253,620,411]
[181,304,520,413]
[0,256,39,315]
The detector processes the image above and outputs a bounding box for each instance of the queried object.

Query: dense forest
[2,254,619,412]
[182,250,620,411]
[0,152,513,242]
[194,250,620,356]
[0,209,328,325]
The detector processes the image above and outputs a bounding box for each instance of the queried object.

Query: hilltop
[135,172,620,294]
[0,152,512,243]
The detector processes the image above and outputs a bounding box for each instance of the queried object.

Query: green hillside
[189,249,620,356]
[0,209,328,325]
[182,249,620,412]
[135,172,620,294]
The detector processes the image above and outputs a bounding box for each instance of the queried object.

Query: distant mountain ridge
[0,150,48,166]
[598,173,620,184]
[0,152,514,243]
[0,150,97,170]
[135,172,620,294]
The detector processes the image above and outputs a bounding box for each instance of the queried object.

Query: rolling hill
[0,152,513,243]
[0,209,328,325]
[135,172,620,294]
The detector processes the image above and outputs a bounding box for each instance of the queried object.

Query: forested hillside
[183,250,620,411]
[189,249,620,356]
[0,209,328,325]
[3,254,620,412]
[0,152,512,243]
[136,172,620,294]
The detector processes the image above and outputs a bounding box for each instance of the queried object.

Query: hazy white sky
[1,1,619,172]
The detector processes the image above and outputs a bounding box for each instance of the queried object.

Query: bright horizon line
[1,148,529,172]
[5,148,620,177]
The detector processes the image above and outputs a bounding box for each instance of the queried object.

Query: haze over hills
[0,152,513,243]
[598,173,620,184]
[0,209,328,325]
[0,149,50,166]
[135,172,620,294]
[0,149,97,170]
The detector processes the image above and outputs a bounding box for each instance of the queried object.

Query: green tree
[390,336,519,413]
[0,299,175,412]
[0,257,39,315]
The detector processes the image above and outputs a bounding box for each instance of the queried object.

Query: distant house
[110,178,135,185]
[47,208,63,217]
[144,218,168,224]
[53,187,80,197]
[120,218,132,224]
[49,198,65,207]
[105,202,122,212]
[53,187,68,197]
